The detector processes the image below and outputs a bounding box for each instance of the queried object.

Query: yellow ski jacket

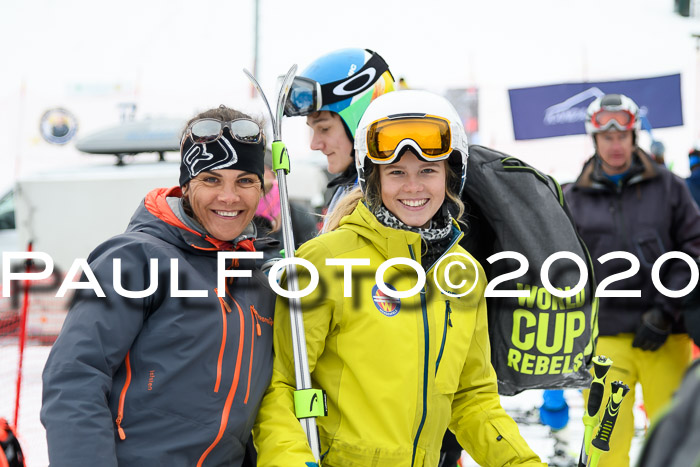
[254,202,544,466]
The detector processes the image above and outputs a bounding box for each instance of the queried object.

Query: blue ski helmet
[284,48,395,138]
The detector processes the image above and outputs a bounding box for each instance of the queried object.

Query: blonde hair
[322,187,364,233]
[322,160,465,233]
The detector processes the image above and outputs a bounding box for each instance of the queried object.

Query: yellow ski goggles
[364,115,454,164]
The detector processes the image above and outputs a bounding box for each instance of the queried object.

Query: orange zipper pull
[216,293,232,314]
[250,305,262,336]
[116,351,132,441]
[116,416,126,440]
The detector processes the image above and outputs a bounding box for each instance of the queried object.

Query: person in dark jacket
[564,93,700,466]
[686,145,700,206]
[283,48,395,231]
[684,146,700,348]
[41,105,276,466]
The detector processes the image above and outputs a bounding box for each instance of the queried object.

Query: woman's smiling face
[378,150,446,228]
[184,169,262,241]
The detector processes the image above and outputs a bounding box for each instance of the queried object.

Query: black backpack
[460,145,597,395]
[0,418,25,467]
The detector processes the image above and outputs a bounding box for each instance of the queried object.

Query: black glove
[632,308,672,351]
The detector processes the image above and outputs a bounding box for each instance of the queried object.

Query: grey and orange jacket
[41,186,276,466]
[564,149,700,336]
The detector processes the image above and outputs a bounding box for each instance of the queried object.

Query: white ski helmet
[354,89,469,198]
[585,93,641,135]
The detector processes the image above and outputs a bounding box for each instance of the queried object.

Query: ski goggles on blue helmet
[283,51,391,117]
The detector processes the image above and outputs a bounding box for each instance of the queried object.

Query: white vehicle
[10,161,180,274]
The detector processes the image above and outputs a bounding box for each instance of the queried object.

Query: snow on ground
[460,388,645,466]
[2,344,646,467]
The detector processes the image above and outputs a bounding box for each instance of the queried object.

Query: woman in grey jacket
[41,106,276,466]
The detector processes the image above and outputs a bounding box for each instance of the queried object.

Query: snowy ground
[460,388,645,466]
[2,344,646,467]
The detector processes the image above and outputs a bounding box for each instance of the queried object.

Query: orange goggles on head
[365,115,453,163]
[590,109,636,132]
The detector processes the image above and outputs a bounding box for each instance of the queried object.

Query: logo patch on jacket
[372,284,400,316]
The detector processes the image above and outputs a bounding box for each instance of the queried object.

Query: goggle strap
[319,52,390,107]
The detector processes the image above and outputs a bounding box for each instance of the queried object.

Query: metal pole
[275,164,322,459]
[243,66,323,462]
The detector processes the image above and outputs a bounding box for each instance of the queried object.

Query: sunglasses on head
[591,109,636,132]
[181,118,263,148]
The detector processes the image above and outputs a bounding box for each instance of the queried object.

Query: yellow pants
[583,334,692,466]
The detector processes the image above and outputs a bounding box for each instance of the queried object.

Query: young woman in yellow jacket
[254,90,544,467]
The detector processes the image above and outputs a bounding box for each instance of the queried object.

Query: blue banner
[508,74,683,140]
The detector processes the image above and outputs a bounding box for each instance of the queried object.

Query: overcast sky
[1,0,699,190]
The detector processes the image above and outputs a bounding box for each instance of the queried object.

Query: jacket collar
[574,147,658,190]
[338,201,463,262]
[143,186,257,252]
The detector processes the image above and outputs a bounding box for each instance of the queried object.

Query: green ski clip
[294,388,327,419]
[272,140,290,174]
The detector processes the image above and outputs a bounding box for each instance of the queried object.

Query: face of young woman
[378,151,447,228]
[184,169,262,241]
[307,111,354,175]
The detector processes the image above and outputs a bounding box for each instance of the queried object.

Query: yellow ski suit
[254,202,544,466]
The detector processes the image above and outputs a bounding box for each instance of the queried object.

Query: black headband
[179,129,265,186]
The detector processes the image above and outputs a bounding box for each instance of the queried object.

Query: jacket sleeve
[253,240,335,466]
[450,288,545,466]
[655,175,700,318]
[40,237,159,467]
